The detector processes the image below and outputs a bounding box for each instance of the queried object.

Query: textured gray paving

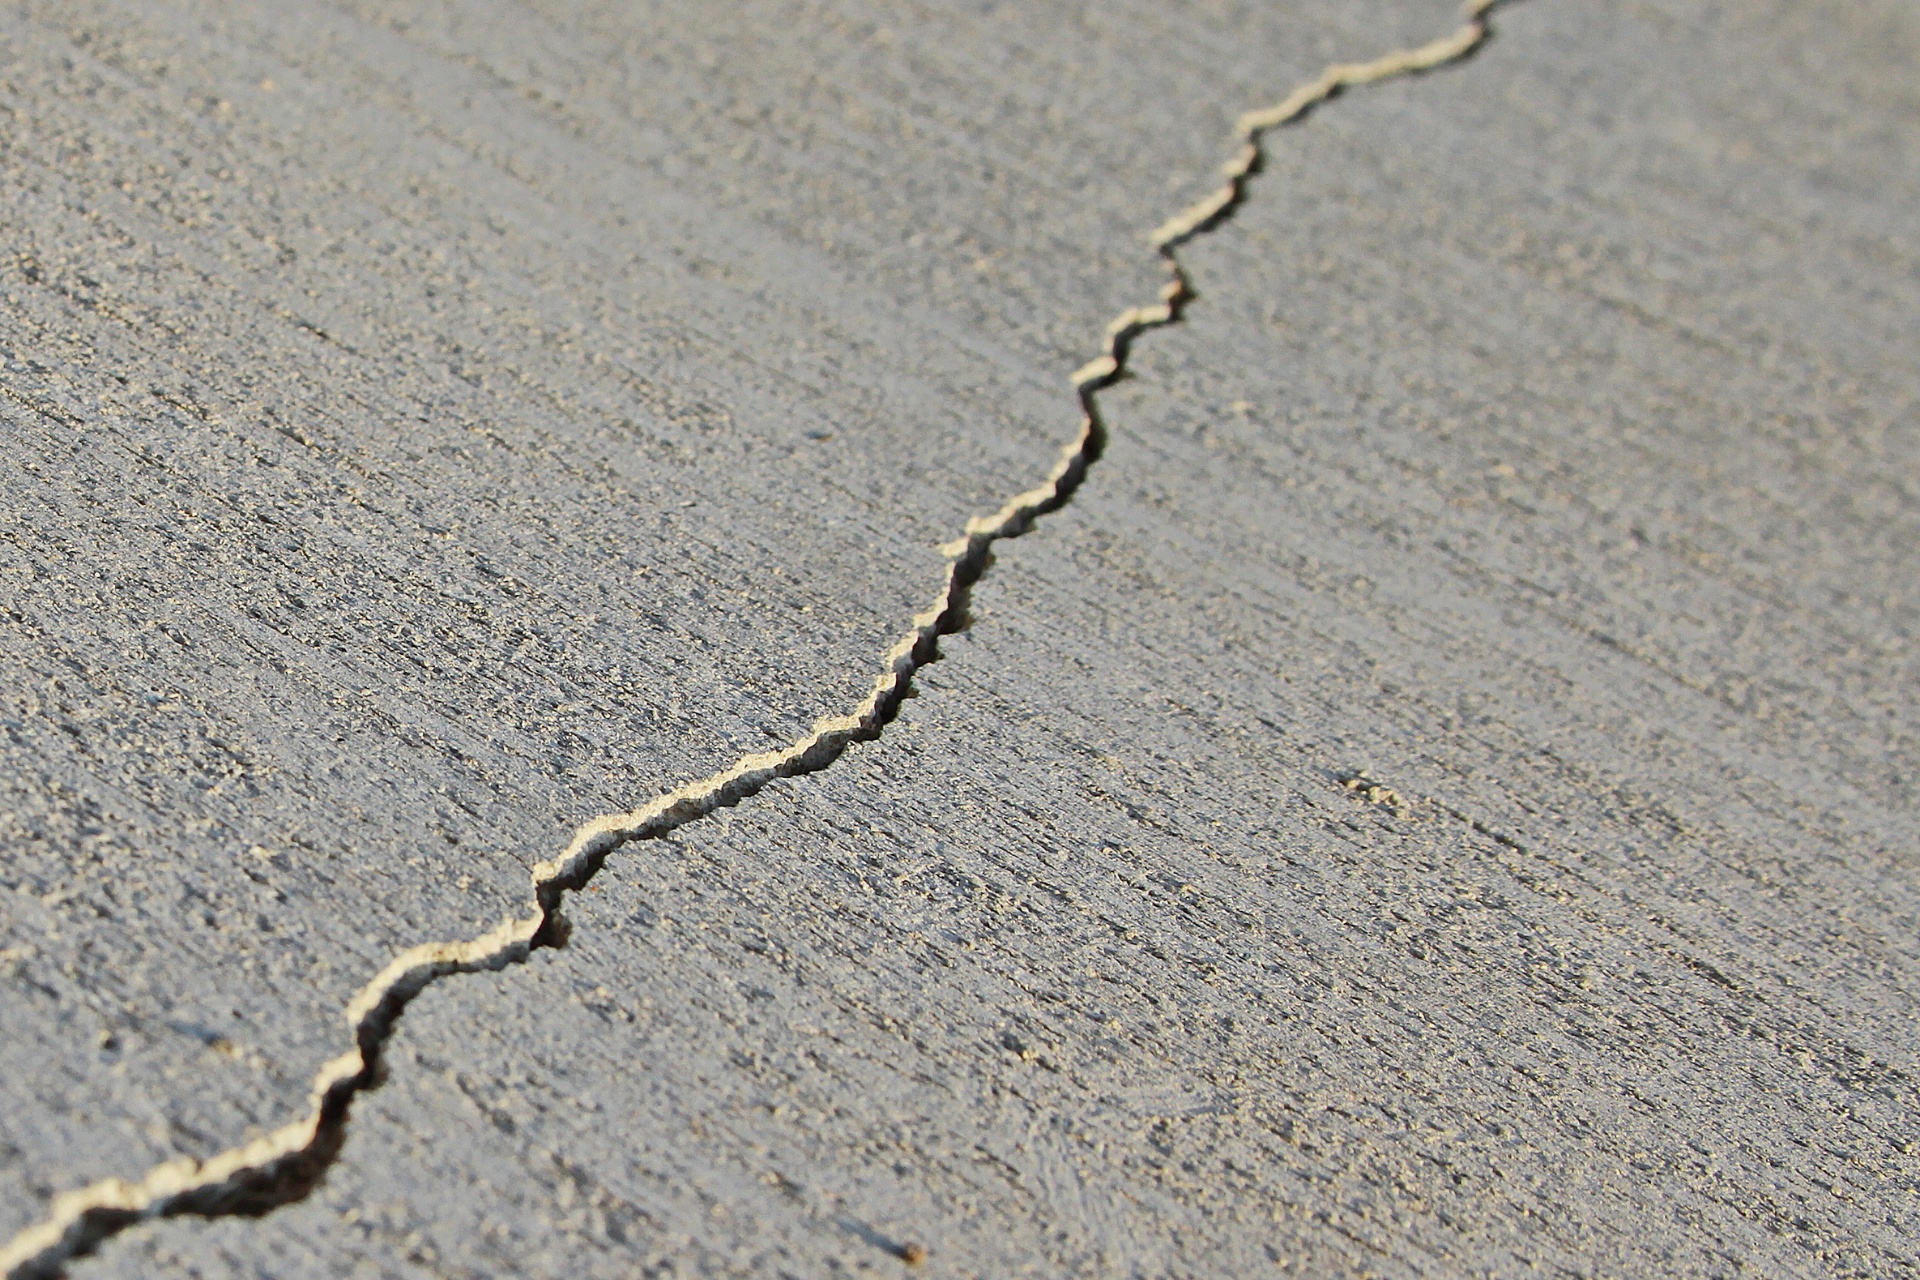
[1,0,1916,1276]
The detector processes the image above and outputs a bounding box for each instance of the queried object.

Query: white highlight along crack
[0,5,1503,1275]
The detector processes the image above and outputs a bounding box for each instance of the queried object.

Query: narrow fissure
[0,5,1502,1275]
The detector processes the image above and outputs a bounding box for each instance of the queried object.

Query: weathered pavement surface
[2,0,1916,1276]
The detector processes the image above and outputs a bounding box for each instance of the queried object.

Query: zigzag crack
[0,4,1500,1274]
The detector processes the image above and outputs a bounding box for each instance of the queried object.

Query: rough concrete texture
[1,0,1915,1276]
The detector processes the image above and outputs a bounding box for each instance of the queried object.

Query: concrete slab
[1,0,1914,1276]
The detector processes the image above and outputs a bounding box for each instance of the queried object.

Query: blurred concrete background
[1,0,1915,1275]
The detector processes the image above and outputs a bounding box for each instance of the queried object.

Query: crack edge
[0,4,1502,1274]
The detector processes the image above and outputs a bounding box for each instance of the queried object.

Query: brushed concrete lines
[0,4,1503,1275]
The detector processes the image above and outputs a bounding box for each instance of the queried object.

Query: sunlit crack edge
[0,4,1502,1274]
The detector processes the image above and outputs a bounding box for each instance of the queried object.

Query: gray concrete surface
[1,0,1916,1276]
